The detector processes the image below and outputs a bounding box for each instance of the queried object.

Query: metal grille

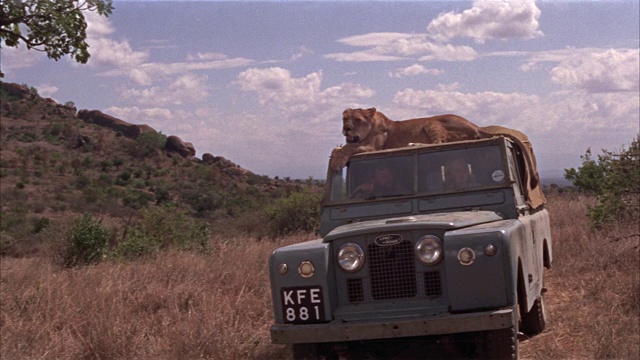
[347,278,364,302]
[368,240,417,300]
[423,271,442,297]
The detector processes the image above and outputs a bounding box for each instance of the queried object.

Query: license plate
[281,286,325,324]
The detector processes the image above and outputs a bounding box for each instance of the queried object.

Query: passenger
[445,158,480,189]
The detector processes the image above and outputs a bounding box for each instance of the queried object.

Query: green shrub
[115,206,211,258]
[130,131,167,158]
[31,217,50,234]
[63,215,110,267]
[0,210,26,233]
[265,190,322,238]
[139,131,167,149]
[114,228,160,258]
[181,189,225,213]
[122,190,154,209]
[565,135,639,228]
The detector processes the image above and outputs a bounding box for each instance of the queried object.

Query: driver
[352,166,402,198]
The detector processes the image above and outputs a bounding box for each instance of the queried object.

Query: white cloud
[324,51,406,62]
[84,11,149,68]
[105,106,173,126]
[100,56,255,84]
[337,32,412,48]
[35,84,59,99]
[291,45,314,61]
[550,49,639,93]
[122,74,209,106]
[235,67,374,111]
[427,0,544,43]
[235,67,322,106]
[186,52,228,61]
[326,33,477,63]
[389,64,444,78]
[0,44,44,73]
[232,67,376,154]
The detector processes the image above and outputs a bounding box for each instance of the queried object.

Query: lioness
[329,108,482,170]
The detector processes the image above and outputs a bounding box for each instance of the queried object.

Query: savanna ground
[1,193,638,359]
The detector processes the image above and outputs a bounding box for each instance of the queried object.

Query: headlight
[338,243,364,272]
[415,235,443,265]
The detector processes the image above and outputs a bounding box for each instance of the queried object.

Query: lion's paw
[329,147,349,170]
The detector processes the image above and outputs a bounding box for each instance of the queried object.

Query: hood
[324,211,504,242]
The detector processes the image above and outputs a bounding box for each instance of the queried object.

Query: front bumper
[271,307,514,344]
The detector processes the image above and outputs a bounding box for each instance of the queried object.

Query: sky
[2,0,638,180]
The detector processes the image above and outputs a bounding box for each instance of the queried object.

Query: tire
[291,343,336,360]
[520,295,547,336]
[483,326,518,360]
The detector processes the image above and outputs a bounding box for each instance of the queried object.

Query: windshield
[328,145,508,202]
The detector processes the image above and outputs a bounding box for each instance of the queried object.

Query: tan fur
[330,108,482,170]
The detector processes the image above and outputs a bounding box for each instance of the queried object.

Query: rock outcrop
[77,110,156,139]
[165,135,196,158]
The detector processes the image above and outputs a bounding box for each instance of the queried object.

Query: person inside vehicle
[352,166,404,198]
[445,158,480,189]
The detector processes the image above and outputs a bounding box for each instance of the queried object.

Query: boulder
[202,153,215,164]
[165,135,196,157]
[0,83,31,99]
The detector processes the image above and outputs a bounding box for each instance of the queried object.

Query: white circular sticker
[492,170,505,182]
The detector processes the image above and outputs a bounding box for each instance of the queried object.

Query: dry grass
[519,194,639,359]
[1,195,639,359]
[0,236,304,359]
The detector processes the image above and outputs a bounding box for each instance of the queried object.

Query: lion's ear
[365,107,377,118]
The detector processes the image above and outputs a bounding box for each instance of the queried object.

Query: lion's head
[342,107,380,144]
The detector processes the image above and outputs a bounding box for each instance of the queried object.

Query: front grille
[424,271,442,297]
[368,240,417,300]
[347,278,364,302]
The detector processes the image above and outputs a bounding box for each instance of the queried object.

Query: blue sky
[2,0,638,179]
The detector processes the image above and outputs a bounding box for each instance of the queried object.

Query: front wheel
[482,326,518,360]
[520,294,547,336]
[291,343,336,360]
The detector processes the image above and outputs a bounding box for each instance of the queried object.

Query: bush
[123,190,154,209]
[565,135,639,228]
[31,217,50,234]
[181,189,225,213]
[63,215,110,267]
[115,206,211,258]
[265,190,322,238]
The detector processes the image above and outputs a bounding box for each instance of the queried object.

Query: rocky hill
[0,82,309,255]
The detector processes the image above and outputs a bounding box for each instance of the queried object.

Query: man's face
[449,161,470,185]
[373,167,393,186]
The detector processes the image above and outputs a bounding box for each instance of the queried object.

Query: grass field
[1,194,638,359]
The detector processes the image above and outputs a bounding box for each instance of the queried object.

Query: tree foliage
[0,0,114,77]
[565,135,639,228]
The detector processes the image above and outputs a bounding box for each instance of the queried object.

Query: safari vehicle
[268,136,552,359]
